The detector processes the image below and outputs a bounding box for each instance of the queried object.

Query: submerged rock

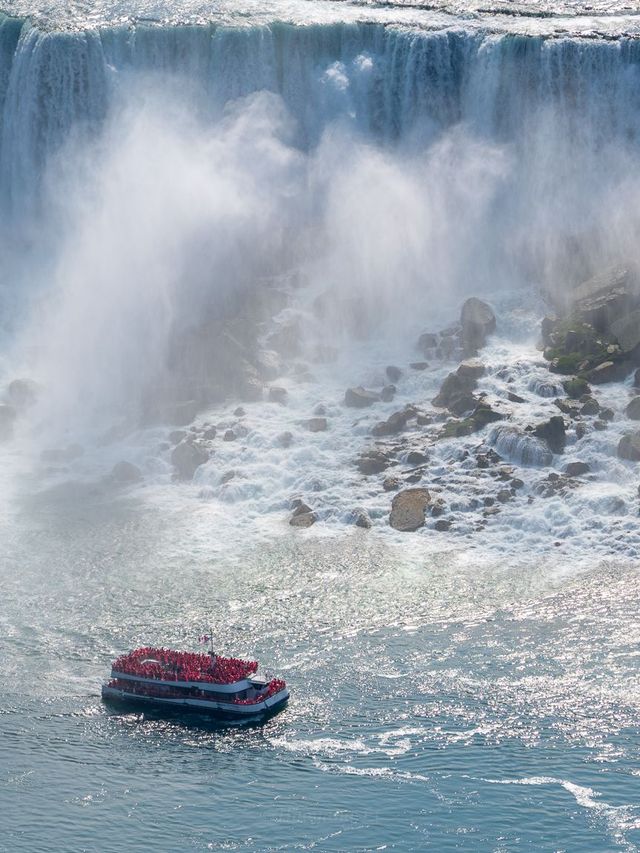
[386,365,402,383]
[389,488,431,532]
[171,440,209,479]
[460,297,496,355]
[562,377,591,399]
[305,417,328,432]
[344,386,381,408]
[111,460,143,483]
[533,416,566,454]
[350,508,372,529]
[564,461,591,476]
[490,425,553,467]
[268,386,288,405]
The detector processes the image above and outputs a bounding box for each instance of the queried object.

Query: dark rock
[575,423,588,440]
[626,398,640,420]
[508,391,525,404]
[356,450,391,475]
[457,359,486,380]
[600,407,615,421]
[380,384,396,402]
[564,461,591,476]
[234,407,246,417]
[434,519,452,531]
[169,429,187,444]
[351,508,372,529]
[277,431,293,448]
[472,404,504,428]
[305,417,328,432]
[371,408,413,437]
[202,426,217,440]
[386,365,402,383]
[533,416,566,454]
[410,362,429,371]
[417,332,438,352]
[345,386,381,408]
[223,429,236,441]
[449,393,479,417]
[221,470,236,484]
[432,371,477,411]
[634,368,640,389]
[511,477,525,489]
[460,297,496,355]
[112,460,143,483]
[563,377,591,399]
[430,498,446,517]
[416,414,433,426]
[618,432,640,461]
[594,420,607,430]
[406,450,428,465]
[383,476,401,492]
[496,489,512,503]
[610,309,640,353]
[290,510,316,528]
[171,440,209,479]
[580,397,600,416]
[268,386,288,405]
[585,361,630,384]
[389,488,431,531]
[292,501,313,516]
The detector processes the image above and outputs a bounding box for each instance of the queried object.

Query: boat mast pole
[209,626,214,657]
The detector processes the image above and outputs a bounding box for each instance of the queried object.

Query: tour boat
[101,645,289,720]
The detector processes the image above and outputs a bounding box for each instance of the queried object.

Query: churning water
[1,1,640,850]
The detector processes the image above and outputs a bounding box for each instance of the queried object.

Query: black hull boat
[101,646,289,723]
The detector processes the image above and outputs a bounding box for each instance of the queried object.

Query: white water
[0,9,639,566]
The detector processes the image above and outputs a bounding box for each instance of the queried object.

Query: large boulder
[112,460,143,483]
[389,488,431,532]
[533,416,566,454]
[618,432,640,461]
[625,397,640,420]
[432,371,477,411]
[356,450,392,475]
[345,386,381,408]
[568,265,640,332]
[584,360,631,384]
[610,310,640,355]
[171,440,209,479]
[460,298,496,356]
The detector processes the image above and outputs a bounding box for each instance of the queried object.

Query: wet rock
[291,501,313,516]
[416,414,433,426]
[234,407,246,417]
[618,432,640,461]
[434,518,452,531]
[386,365,402,383]
[0,403,16,440]
[457,359,486,380]
[594,419,607,431]
[417,332,438,352]
[356,450,392,475]
[626,397,640,420]
[380,384,396,403]
[169,429,187,445]
[460,297,496,355]
[277,431,293,448]
[290,510,316,528]
[472,404,504,428]
[507,391,525,404]
[389,487,431,532]
[202,425,217,440]
[268,386,288,405]
[610,309,640,354]
[529,378,561,398]
[223,429,236,441]
[533,416,566,454]
[430,498,446,517]
[575,423,588,440]
[314,404,327,416]
[555,398,581,416]
[511,477,525,489]
[7,378,39,409]
[171,440,209,479]
[112,460,143,483]
[585,360,630,384]
[496,489,512,503]
[490,425,553,467]
[449,393,479,417]
[221,470,236,484]
[600,407,615,421]
[371,408,413,437]
[410,362,429,371]
[580,397,600,416]
[634,368,640,389]
[305,417,328,432]
[351,508,372,529]
[432,371,477,411]
[562,377,591,399]
[568,265,640,331]
[564,461,591,476]
[406,450,428,465]
[345,386,381,408]
[164,400,199,427]
[383,476,401,492]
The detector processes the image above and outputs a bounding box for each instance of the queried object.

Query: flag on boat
[198,634,211,644]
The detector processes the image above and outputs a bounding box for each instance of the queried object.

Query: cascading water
[2,4,640,850]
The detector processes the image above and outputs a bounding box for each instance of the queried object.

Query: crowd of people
[112,646,258,684]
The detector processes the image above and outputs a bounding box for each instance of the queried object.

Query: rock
[490,425,553,467]
[496,489,512,503]
[507,391,525,404]
[626,398,640,420]
[406,450,428,465]
[314,404,327,416]
[112,460,143,483]
[564,461,591,476]
[472,404,504,428]
[345,386,381,408]
[610,309,640,354]
[580,397,600,416]
[236,362,263,402]
[449,393,479,417]
[575,423,588,440]
[585,361,630,384]
[594,419,607,431]
[220,471,236,484]
[164,400,199,427]
[410,362,429,371]
[277,431,293,448]
[371,408,414,437]
[511,477,525,489]
[434,518,451,531]
[530,378,561,397]
[417,332,438,352]
[383,476,401,491]
[169,429,187,444]
[234,407,246,417]
[171,440,209,479]
[569,265,640,332]
[389,487,431,532]
[386,366,402,383]
[290,510,316,528]
[541,316,556,347]
[533,416,566,454]
[268,386,288,405]
[460,297,496,355]
[6,378,39,409]
[618,432,640,461]
[305,417,328,432]
[202,426,217,440]
[0,403,16,440]
[432,371,477,411]
[223,429,236,441]
[356,450,392,475]
[563,377,591,399]
[634,369,640,389]
[600,407,615,421]
[351,508,372,529]
[457,360,486,380]
[380,384,396,403]
[291,501,313,516]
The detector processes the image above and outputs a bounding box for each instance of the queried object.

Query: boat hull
[101,684,289,721]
